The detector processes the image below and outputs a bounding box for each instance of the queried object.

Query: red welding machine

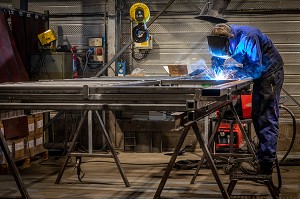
[214,94,252,151]
[215,123,244,150]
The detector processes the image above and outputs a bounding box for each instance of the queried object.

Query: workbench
[0,76,253,199]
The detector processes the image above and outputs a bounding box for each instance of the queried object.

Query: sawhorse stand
[54,110,130,187]
[154,101,235,199]
[189,100,281,198]
[0,129,30,198]
[190,103,256,184]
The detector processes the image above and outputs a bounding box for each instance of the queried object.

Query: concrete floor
[0,152,299,199]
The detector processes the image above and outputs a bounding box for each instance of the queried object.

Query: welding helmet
[207,36,231,58]
[207,24,235,59]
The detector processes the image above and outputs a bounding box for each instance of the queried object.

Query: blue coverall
[211,25,284,164]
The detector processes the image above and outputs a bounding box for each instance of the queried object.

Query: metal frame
[0,131,30,199]
[0,76,252,198]
[0,77,251,111]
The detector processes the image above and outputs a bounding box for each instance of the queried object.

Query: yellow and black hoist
[130,3,150,43]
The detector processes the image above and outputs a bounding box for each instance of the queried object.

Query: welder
[207,23,284,175]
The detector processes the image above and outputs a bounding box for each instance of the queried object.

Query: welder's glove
[224,57,243,68]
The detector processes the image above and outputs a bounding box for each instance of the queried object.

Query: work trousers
[251,68,284,163]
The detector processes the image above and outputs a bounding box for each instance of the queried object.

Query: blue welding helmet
[207,35,232,59]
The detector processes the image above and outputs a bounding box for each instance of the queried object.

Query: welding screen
[207,36,231,58]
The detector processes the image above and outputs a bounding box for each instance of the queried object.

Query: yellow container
[38,29,57,45]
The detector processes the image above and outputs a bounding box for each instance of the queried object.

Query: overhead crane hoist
[130,3,150,43]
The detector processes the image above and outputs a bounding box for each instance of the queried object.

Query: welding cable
[278,104,297,165]
[73,157,85,182]
[267,104,296,191]
[273,156,282,190]
[83,50,92,74]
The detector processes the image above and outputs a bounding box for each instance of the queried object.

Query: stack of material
[0,113,47,174]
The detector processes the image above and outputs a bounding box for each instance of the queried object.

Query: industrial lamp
[195,0,231,24]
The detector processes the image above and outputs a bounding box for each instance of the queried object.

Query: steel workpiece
[0,77,252,112]
[0,76,253,199]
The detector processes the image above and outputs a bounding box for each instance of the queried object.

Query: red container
[240,94,252,119]
[215,122,244,149]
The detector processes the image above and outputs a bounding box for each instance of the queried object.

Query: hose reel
[130,3,150,43]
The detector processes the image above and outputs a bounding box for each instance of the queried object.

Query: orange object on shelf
[215,122,244,149]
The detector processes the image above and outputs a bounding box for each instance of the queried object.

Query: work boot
[240,161,260,175]
[240,161,273,175]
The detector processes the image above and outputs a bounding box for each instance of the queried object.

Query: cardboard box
[34,113,44,135]
[27,135,35,155]
[35,133,44,152]
[27,115,35,136]
[0,139,13,164]
[164,65,188,76]
[14,138,26,160]
[2,116,29,139]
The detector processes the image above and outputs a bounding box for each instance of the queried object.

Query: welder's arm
[231,35,263,79]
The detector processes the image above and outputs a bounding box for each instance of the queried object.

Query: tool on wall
[95,0,176,77]
[37,29,57,51]
[130,3,150,43]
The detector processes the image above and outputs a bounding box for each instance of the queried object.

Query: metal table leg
[55,110,88,184]
[229,103,256,157]
[192,122,230,199]
[191,105,228,184]
[0,129,30,199]
[227,179,237,195]
[94,111,130,187]
[153,125,191,199]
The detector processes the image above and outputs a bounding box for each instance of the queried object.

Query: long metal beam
[0,78,252,112]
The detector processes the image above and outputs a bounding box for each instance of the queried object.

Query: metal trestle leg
[55,110,130,187]
[0,128,30,199]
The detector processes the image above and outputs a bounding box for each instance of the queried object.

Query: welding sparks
[189,59,238,80]
[212,67,237,80]
[188,58,250,80]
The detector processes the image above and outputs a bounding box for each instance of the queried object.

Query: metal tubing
[0,130,30,199]
[201,79,252,96]
[55,111,88,184]
[0,103,187,112]
[191,122,230,199]
[227,179,237,195]
[264,180,279,199]
[88,111,93,154]
[282,87,300,109]
[229,103,256,158]
[190,105,228,184]
[43,110,64,131]
[154,125,191,199]
[94,111,130,187]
